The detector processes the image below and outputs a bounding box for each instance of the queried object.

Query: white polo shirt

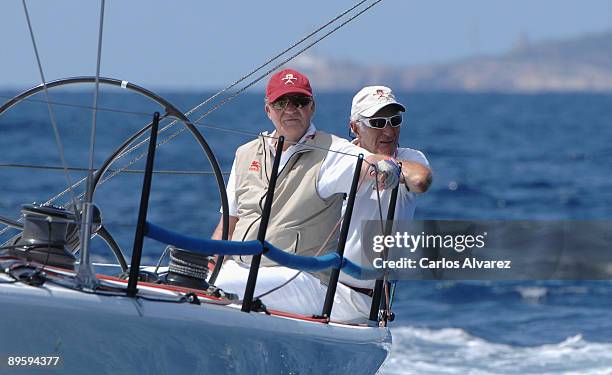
[339,147,430,288]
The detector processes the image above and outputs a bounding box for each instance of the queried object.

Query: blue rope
[342,258,384,280]
[263,243,342,272]
[145,221,263,256]
[145,221,386,279]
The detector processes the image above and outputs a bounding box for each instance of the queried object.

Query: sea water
[0,89,610,374]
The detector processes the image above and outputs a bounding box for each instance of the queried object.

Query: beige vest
[232,131,344,268]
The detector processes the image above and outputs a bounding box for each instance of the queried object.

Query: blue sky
[1,0,611,89]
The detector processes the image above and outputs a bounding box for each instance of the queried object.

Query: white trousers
[214,260,372,323]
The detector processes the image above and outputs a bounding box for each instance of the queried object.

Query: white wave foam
[379,327,612,375]
[515,286,548,302]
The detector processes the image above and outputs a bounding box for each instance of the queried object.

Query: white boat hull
[0,281,391,374]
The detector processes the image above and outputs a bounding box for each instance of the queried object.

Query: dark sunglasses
[359,114,402,129]
[270,96,313,110]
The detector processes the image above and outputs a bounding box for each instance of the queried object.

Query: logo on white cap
[374,89,388,99]
[351,85,405,118]
[281,73,297,85]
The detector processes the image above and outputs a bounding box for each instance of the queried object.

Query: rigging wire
[0,95,372,165]
[87,0,382,189]
[0,96,369,162]
[190,0,384,125]
[0,0,384,237]
[87,0,106,197]
[0,163,230,175]
[75,0,107,286]
[10,0,405,319]
[182,0,372,123]
[93,128,368,204]
[2,0,383,195]
[20,0,80,216]
[0,94,162,118]
[0,129,376,240]
[0,131,378,239]
[74,0,384,196]
[61,127,374,210]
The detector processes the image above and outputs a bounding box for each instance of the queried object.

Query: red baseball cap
[265,69,313,102]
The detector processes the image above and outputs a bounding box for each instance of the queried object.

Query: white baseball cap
[350,86,405,118]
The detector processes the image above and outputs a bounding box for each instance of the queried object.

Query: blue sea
[0,88,611,374]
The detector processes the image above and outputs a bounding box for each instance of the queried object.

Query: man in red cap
[212,69,400,322]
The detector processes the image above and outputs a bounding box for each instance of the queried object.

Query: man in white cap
[339,86,432,297]
[211,70,401,321]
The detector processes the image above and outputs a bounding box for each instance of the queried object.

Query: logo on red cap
[266,69,313,102]
[281,73,297,85]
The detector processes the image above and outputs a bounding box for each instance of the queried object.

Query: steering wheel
[0,77,229,272]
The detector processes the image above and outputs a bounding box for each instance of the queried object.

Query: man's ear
[350,121,360,136]
[264,103,271,119]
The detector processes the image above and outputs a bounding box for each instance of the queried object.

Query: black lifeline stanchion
[241,136,285,312]
[127,112,160,297]
[369,181,400,322]
[321,154,364,319]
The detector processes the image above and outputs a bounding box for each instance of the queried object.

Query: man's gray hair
[350,113,363,122]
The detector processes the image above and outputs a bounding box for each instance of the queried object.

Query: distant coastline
[292,30,612,93]
[4,29,612,94]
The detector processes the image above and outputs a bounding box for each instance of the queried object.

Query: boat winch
[7,203,101,270]
[166,246,214,290]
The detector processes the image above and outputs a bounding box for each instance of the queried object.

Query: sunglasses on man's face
[270,96,313,110]
[359,114,402,129]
